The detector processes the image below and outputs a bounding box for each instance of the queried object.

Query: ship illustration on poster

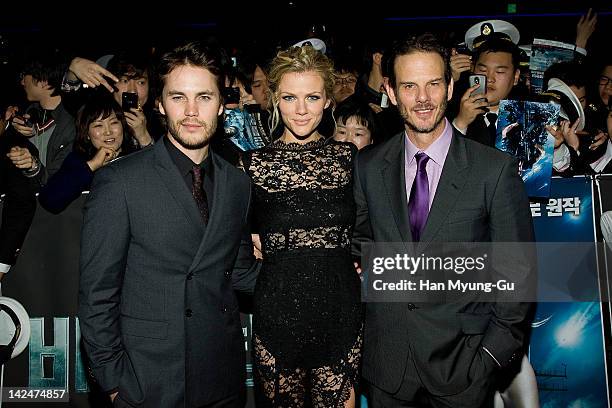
[496,100,559,198]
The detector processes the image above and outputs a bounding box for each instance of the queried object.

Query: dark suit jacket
[78,140,259,407]
[464,114,496,147]
[0,132,38,266]
[353,129,536,396]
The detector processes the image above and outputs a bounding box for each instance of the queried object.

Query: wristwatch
[22,157,41,178]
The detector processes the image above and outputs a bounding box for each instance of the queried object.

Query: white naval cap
[291,38,327,54]
[0,296,31,363]
[465,20,520,51]
[545,78,586,131]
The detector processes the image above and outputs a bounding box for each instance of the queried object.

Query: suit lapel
[153,141,202,228]
[381,133,413,245]
[417,133,470,251]
[189,151,228,270]
[46,104,69,163]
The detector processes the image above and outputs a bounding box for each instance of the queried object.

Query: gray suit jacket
[353,129,536,396]
[44,102,76,181]
[78,140,259,407]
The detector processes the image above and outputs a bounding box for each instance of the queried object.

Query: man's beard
[167,118,216,150]
[401,98,448,134]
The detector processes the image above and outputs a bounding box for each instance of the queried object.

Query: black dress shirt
[163,136,214,219]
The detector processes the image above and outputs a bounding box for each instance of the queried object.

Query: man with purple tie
[352,34,536,407]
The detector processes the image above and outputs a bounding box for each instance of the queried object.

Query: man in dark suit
[353,34,536,407]
[78,42,259,408]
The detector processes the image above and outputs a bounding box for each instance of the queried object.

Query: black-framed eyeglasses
[600,76,612,86]
[336,76,357,86]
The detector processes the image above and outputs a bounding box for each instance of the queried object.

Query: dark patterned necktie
[191,165,209,224]
[408,152,430,242]
[486,112,498,146]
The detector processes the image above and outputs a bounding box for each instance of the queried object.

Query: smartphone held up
[469,74,487,96]
[122,92,139,112]
[222,87,241,105]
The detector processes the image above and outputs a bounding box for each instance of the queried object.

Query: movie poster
[497,100,559,198]
[224,107,269,152]
[529,38,577,94]
[529,176,609,407]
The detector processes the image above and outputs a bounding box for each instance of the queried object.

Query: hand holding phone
[454,82,490,131]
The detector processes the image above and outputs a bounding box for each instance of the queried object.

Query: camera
[121,92,139,112]
[13,115,33,128]
[222,87,241,105]
[13,105,40,128]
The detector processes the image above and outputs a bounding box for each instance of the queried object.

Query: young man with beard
[78,42,259,408]
[352,34,536,407]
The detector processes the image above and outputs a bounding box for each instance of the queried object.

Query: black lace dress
[241,138,363,407]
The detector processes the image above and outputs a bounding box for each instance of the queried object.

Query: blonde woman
[240,45,362,407]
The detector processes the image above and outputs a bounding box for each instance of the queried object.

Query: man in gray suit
[79,42,259,407]
[353,34,536,407]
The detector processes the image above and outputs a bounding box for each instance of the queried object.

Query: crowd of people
[0,9,610,407]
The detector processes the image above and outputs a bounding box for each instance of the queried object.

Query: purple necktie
[408,152,430,241]
[191,165,209,224]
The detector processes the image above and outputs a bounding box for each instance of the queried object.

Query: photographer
[0,50,78,279]
[9,50,76,183]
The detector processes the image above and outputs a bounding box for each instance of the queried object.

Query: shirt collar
[163,136,211,177]
[404,118,453,166]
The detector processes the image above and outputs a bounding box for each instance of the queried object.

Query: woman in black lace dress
[240,45,362,407]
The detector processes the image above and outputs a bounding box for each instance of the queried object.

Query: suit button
[185,309,193,317]
[222,306,227,313]
[224,270,231,279]
[187,272,194,280]
[407,303,417,311]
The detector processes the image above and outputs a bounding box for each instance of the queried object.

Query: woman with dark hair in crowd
[38,94,134,213]
[240,44,362,407]
[585,60,612,133]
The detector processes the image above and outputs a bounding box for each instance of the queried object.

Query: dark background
[0,0,610,109]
